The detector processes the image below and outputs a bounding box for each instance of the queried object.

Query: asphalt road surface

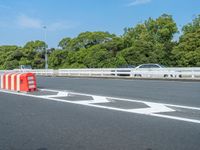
[37,77,200,107]
[0,77,200,150]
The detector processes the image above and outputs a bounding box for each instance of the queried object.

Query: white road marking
[57,91,69,97]
[77,96,110,104]
[38,91,69,98]
[0,88,200,124]
[129,102,175,114]
[152,114,200,124]
[41,88,200,111]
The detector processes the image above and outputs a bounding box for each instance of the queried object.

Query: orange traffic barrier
[1,72,37,92]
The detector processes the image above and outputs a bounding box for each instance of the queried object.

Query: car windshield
[21,65,32,69]
[117,65,135,68]
[160,65,166,68]
[138,64,165,68]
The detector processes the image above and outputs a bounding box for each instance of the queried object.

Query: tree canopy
[0,14,199,69]
[172,15,200,66]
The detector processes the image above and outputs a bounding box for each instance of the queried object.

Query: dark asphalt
[37,77,200,107]
[0,77,200,150]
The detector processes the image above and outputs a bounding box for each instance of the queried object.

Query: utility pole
[43,26,48,70]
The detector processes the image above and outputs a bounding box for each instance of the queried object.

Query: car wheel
[164,74,168,78]
[134,74,142,77]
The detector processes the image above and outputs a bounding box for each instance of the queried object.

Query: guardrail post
[192,70,195,78]
[130,70,133,77]
[115,70,117,77]
[89,70,92,77]
[101,69,104,77]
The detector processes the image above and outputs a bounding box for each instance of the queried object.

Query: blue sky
[0,0,200,48]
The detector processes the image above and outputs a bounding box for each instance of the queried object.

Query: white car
[135,64,165,69]
[134,64,174,78]
[20,65,32,70]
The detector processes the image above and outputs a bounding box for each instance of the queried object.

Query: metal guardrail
[1,68,200,79]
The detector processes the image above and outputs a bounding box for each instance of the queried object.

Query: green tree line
[0,14,200,70]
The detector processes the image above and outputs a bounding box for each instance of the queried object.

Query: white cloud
[127,0,151,6]
[17,15,42,29]
[17,14,79,31]
[47,21,78,31]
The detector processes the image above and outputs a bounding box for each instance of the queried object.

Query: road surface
[0,77,200,150]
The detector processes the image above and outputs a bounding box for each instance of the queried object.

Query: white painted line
[76,96,110,104]
[40,88,200,111]
[164,104,200,111]
[39,91,69,98]
[107,97,200,111]
[129,102,175,114]
[40,89,62,92]
[152,114,200,124]
[57,91,69,97]
[0,89,200,124]
[38,92,109,104]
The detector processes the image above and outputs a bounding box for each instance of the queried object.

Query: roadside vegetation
[0,14,200,70]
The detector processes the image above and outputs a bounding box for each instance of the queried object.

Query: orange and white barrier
[0,74,4,89]
[0,73,37,92]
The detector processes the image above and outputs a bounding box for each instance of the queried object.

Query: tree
[24,40,47,52]
[49,50,68,68]
[145,14,178,43]
[102,37,125,56]
[23,40,48,68]
[3,60,19,70]
[118,40,154,65]
[58,37,71,49]
[0,46,22,69]
[122,14,178,66]
[0,14,199,69]
[59,31,115,51]
[172,15,200,66]
[81,45,114,68]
